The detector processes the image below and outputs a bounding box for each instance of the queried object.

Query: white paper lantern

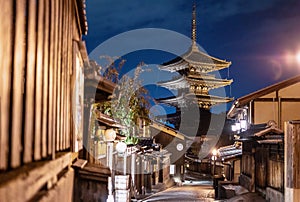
[240,120,247,130]
[116,141,127,154]
[104,129,116,141]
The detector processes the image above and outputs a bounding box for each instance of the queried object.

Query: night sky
[84,0,300,113]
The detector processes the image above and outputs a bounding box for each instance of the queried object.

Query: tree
[98,58,152,141]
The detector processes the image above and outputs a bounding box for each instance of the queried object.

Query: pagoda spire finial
[191,2,197,45]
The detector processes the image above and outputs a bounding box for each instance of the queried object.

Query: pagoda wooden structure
[158,4,233,109]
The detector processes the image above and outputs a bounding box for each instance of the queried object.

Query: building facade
[0,0,88,201]
[227,75,300,129]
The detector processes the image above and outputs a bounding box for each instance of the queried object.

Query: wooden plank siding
[255,147,268,188]
[0,0,87,173]
[267,159,283,190]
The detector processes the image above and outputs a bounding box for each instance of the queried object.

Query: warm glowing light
[296,52,300,65]
[235,122,241,131]
[116,141,127,153]
[240,120,247,130]
[212,148,217,156]
[231,124,237,132]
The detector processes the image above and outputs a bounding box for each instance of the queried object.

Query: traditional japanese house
[227,75,300,129]
[239,123,284,201]
[226,75,300,202]
[0,0,88,201]
[150,122,193,182]
[218,143,242,182]
[218,123,284,201]
[157,4,233,110]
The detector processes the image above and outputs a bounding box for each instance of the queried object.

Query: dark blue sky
[84,0,300,112]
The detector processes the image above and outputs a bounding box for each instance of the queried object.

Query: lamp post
[211,149,217,175]
[116,141,127,175]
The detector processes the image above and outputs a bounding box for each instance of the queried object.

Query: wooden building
[150,122,192,182]
[218,143,242,182]
[226,75,300,201]
[218,124,284,201]
[227,75,300,129]
[0,0,88,201]
[239,124,284,201]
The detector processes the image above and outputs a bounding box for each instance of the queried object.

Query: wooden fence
[0,0,86,171]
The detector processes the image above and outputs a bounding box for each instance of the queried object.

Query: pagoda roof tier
[157,93,233,109]
[159,45,231,74]
[157,75,233,91]
[186,93,233,104]
[157,94,186,106]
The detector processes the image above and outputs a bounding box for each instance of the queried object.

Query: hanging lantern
[116,141,127,154]
[231,124,237,132]
[235,122,241,131]
[104,128,116,141]
[240,120,247,130]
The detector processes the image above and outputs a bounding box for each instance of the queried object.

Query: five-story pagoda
[157,4,233,110]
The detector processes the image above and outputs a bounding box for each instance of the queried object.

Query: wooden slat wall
[242,154,253,177]
[255,147,268,188]
[0,0,84,171]
[267,160,283,190]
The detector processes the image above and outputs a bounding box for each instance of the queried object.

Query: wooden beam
[56,0,62,152]
[24,0,37,164]
[34,0,45,161]
[151,122,185,140]
[11,0,26,168]
[0,152,72,202]
[285,121,300,201]
[41,0,50,158]
[254,98,300,102]
[47,0,55,157]
[61,0,66,150]
[72,159,87,169]
[65,0,71,149]
[52,0,58,155]
[39,168,74,202]
[0,0,13,170]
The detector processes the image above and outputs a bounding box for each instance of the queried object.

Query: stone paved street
[141,181,215,202]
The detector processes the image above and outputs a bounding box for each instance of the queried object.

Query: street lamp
[211,149,217,175]
[116,141,127,175]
